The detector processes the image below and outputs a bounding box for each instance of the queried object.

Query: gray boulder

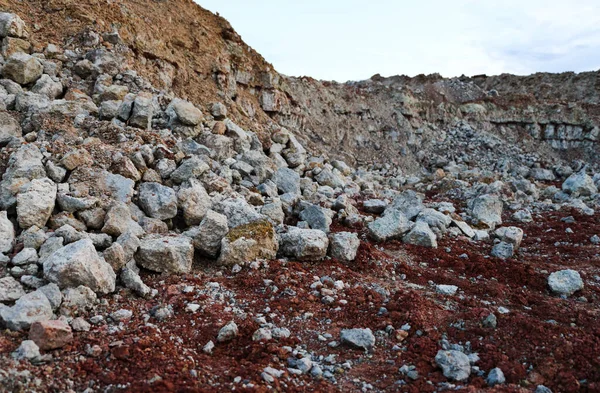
[213,197,263,229]
[0,13,29,38]
[138,182,177,220]
[340,328,375,351]
[16,178,57,229]
[363,199,387,214]
[562,171,598,197]
[329,232,360,262]
[170,156,209,184]
[548,269,583,296]
[487,367,506,387]
[273,168,300,195]
[166,98,202,126]
[435,350,471,381]
[494,226,524,248]
[0,211,14,253]
[183,210,229,257]
[177,179,211,226]
[403,221,438,248]
[0,290,52,331]
[136,235,193,274]
[120,267,154,299]
[490,241,514,259]
[2,53,42,85]
[471,194,503,229]
[43,239,116,294]
[279,228,329,261]
[0,276,25,302]
[368,210,413,242]
[299,204,333,233]
[129,93,153,129]
[386,190,424,220]
[0,111,21,145]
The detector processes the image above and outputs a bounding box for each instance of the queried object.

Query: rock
[0,112,21,145]
[60,285,97,316]
[37,283,61,310]
[211,102,227,119]
[513,209,533,223]
[12,247,38,265]
[329,232,360,261]
[0,290,52,330]
[340,328,375,351]
[38,236,64,263]
[416,208,451,237]
[12,340,42,362]
[70,317,91,332]
[183,210,229,257]
[116,232,140,261]
[279,228,329,261]
[29,320,73,350]
[31,74,62,99]
[562,171,598,197]
[591,235,600,245]
[56,193,97,213]
[490,241,514,259]
[2,53,42,85]
[548,269,583,296]
[535,385,553,393]
[363,199,387,214]
[487,367,506,387]
[252,327,272,342]
[120,267,154,299]
[436,284,458,295]
[110,156,141,181]
[102,202,140,237]
[135,235,193,274]
[170,156,209,184]
[299,204,333,233]
[16,178,57,229]
[103,243,127,271]
[110,309,133,322]
[471,194,503,229]
[403,221,438,248]
[138,182,178,220]
[386,190,424,220]
[451,218,475,238]
[435,350,471,381]
[368,210,413,242]
[261,199,285,225]
[217,321,238,343]
[494,226,524,248]
[0,276,26,302]
[0,211,15,253]
[0,13,29,38]
[167,98,202,126]
[273,168,301,194]
[129,93,153,129]
[217,220,278,266]
[177,179,211,226]
[482,313,497,328]
[43,239,116,294]
[213,197,263,229]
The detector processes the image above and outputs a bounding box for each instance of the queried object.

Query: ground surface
[1,206,599,393]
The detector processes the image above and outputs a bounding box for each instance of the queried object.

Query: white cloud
[196,0,600,81]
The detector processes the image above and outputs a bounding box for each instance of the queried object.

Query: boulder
[279,228,329,261]
[0,111,21,145]
[29,320,73,350]
[2,53,42,85]
[138,182,177,220]
[299,204,333,233]
[129,92,153,129]
[177,179,211,226]
[386,190,424,220]
[329,232,360,262]
[213,197,263,229]
[0,13,29,38]
[218,220,278,266]
[43,239,116,294]
[363,199,387,214]
[403,221,438,248]
[562,171,598,197]
[273,168,300,195]
[16,178,57,229]
[166,98,202,126]
[0,290,52,330]
[368,210,413,242]
[170,156,209,184]
[217,321,238,343]
[183,210,229,258]
[490,241,515,259]
[340,328,375,351]
[494,226,524,248]
[471,194,503,229]
[0,211,14,253]
[435,350,471,382]
[0,276,25,302]
[548,269,583,296]
[136,235,193,274]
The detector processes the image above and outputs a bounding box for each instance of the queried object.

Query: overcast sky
[196,0,600,82]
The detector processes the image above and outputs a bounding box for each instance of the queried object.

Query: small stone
[135,235,193,274]
[29,320,73,350]
[482,313,497,328]
[71,317,91,332]
[202,340,215,354]
[0,276,26,302]
[436,284,458,295]
[435,350,471,381]
[110,309,133,322]
[487,367,506,387]
[340,328,375,351]
[490,241,514,259]
[12,340,41,362]
[138,182,178,220]
[279,227,329,261]
[217,321,238,343]
[252,327,272,341]
[329,232,360,262]
[548,269,583,296]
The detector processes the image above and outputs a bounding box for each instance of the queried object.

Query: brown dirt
[1,206,599,392]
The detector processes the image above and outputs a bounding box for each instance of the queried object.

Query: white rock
[16,178,57,229]
[279,227,329,261]
[548,269,583,296]
[136,235,193,274]
[0,211,15,253]
[435,350,471,381]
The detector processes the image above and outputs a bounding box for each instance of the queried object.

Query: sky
[196,1,600,82]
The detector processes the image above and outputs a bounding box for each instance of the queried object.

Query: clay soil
[1,204,599,393]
